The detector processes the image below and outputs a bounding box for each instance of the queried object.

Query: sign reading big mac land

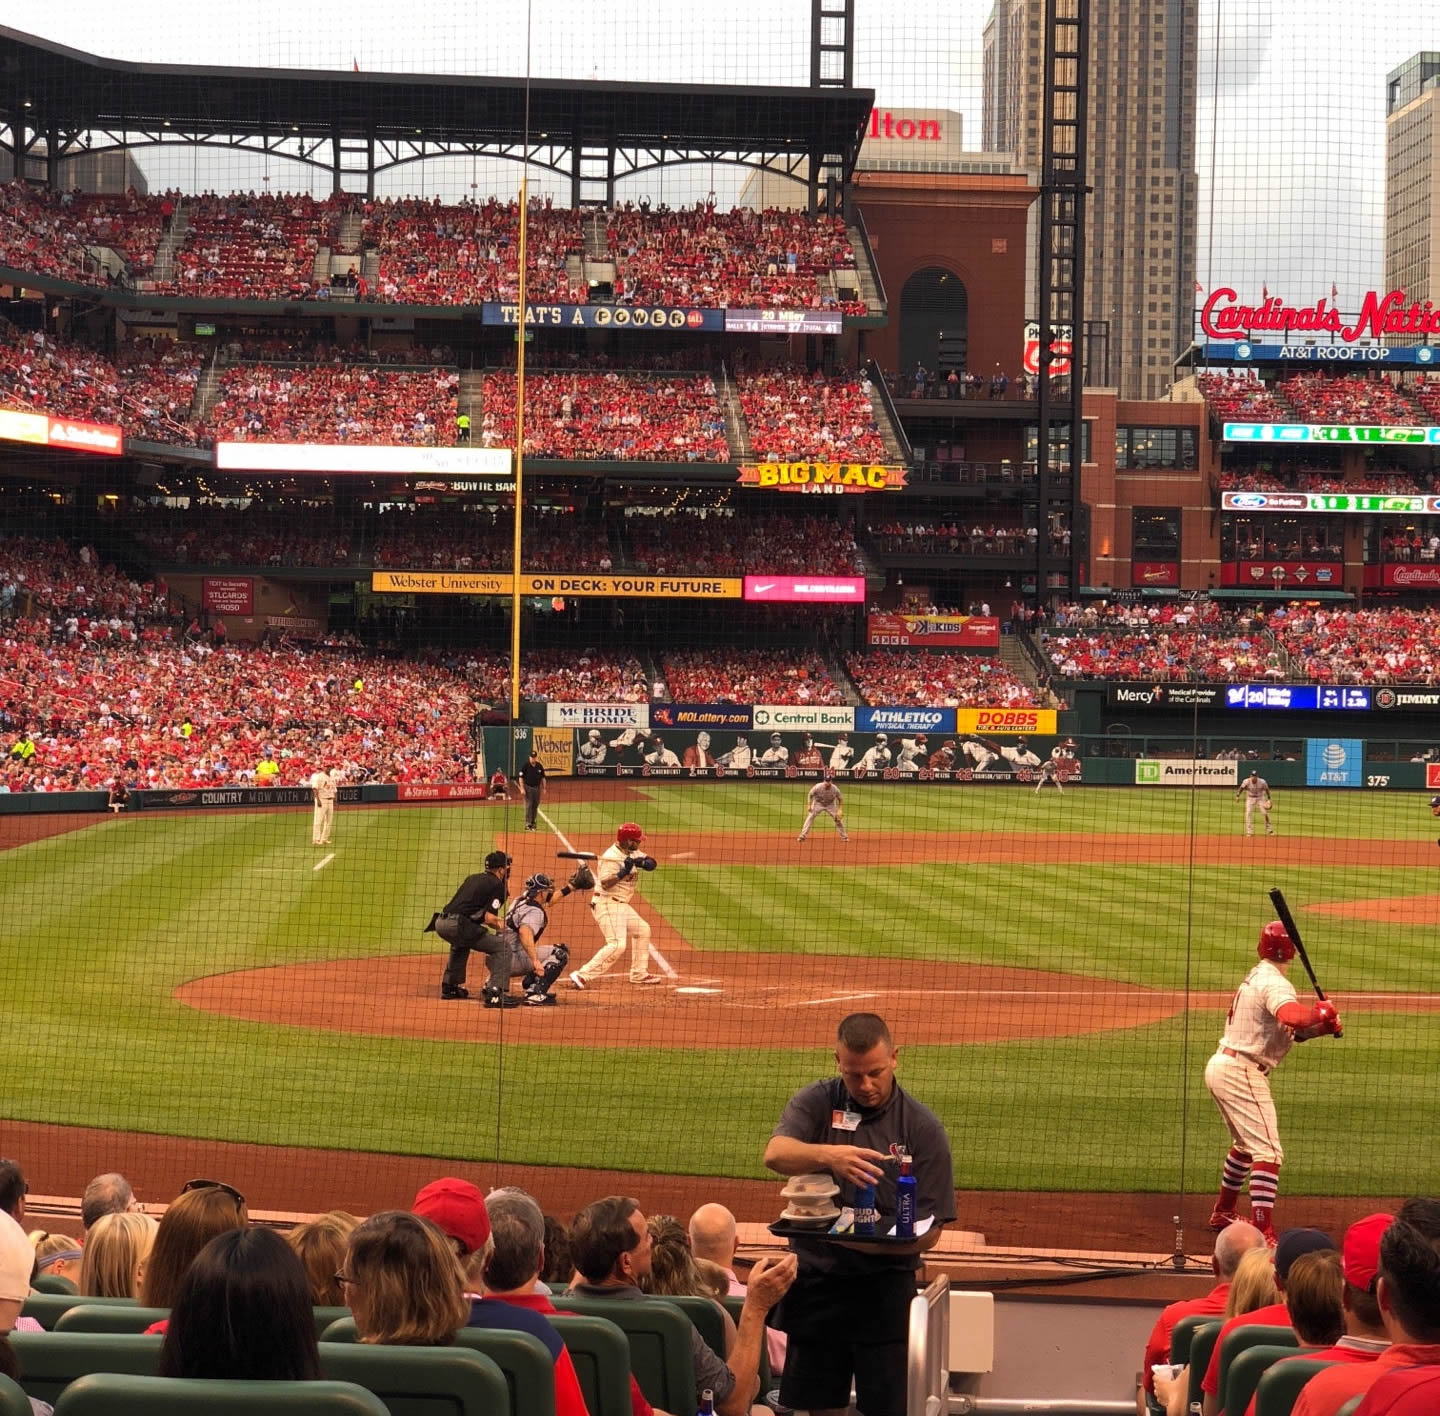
[866,613,999,648]
[738,462,908,495]
[1201,287,1440,342]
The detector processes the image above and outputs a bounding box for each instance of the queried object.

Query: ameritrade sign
[866,613,999,648]
[724,309,843,335]
[216,443,512,476]
[0,407,124,455]
[1221,491,1440,514]
[856,707,957,734]
[483,301,725,332]
[649,704,754,729]
[738,462,908,494]
[753,705,856,731]
[1135,759,1238,786]
[1223,423,1440,445]
[743,575,866,602]
[953,708,1058,735]
[545,703,649,729]
[370,572,741,599]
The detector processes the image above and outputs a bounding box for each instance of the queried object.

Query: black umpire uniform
[521,753,547,831]
[431,850,511,999]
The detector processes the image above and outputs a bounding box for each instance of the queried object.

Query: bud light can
[853,1182,878,1235]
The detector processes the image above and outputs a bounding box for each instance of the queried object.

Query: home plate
[669,851,697,859]
[675,986,723,995]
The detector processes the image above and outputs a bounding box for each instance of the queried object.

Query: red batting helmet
[1257,921,1296,963]
[617,822,645,849]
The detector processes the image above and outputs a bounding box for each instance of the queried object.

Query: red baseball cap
[412,1178,490,1255]
[1343,1212,1394,1290]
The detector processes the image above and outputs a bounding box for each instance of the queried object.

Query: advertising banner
[546,702,649,730]
[134,785,362,811]
[649,704,754,730]
[1131,561,1180,588]
[264,616,322,636]
[737,461,909,494]
[531,727,575,777]
[743,575,866,603]
[1023,320,1073,377]
[866,613,999,648]
[953,707,1058,735]
[482,301,725,332]
[1134,759,1238,786]
[1107,684,1227,708]
[1307,737,1364,787]
[1222,423,1440,446]
[1224,684,1372,711]
[1219,560,1343,588]
[1375,687,1440,710]
[572,725,1080,785]
[1428,764,1440,790]
[1364,564,1440,589]
[396,783,491,801]
[724,309,843,335]
[753,705,856,732]
[216,443,512,476]
[1222,491,1440,515]
[202,577,254,615]
[370,571,741,599]
[0,407,124,456]
[856,706,957,734]
[1205,341,1439,367]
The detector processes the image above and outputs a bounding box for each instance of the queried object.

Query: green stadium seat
[54,1304,170,1333]
[20,1293,136,1330]
[31,1275,79,1295]
[314,1306,353,1340]
[0,1374,34,1416]
[8,1331,162,1406]
[1252,1358,1342,1416]
[1216,1326,1297,1413]
[550,1296,696,1413]
[1186,1320,1225,1416]
[664,1296,729,1360]
[52,1373,389,1416]
[1224,1345,1307,1416]
[322,1317,554,1416]
[317,1340,510,1416]
[549,1314,633,1416]
[719,1294,772,1393]
[1170,1312,1213,1365]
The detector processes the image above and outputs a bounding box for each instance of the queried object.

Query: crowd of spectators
[1378,526,1440,564]
[607,201,863,313]
[1218,467,1434,494]
[1228,526,1344,561]
[866,519,1052,556]
[659,648,848,705]
[481,371,729,461]
[1042,624,1287,681]
[518,648,649,704]
[128,504,352,570]
[1278,373,1420,426]
[0,181,105,286]
[736,365,888,463]
[217,335,456,366]
[1196,371,1292,422]
[204,362,459,445]
[887,367,1031,401]
[1269,606,1440,683]
[844,649,1036,707]
[627,511,862,575]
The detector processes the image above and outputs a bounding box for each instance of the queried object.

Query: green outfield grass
[2,785,1437,1195]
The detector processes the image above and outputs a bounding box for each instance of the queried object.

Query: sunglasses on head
[181,1178,246,1207]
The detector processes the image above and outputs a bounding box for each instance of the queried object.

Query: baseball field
[4,781,1437,1244]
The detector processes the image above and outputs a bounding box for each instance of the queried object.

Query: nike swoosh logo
[753,582,777,593]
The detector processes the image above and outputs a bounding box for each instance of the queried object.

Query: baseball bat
[1269,887,1342,1037]
[556,850,598,860]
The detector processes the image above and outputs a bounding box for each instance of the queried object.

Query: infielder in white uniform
[1236,771,1274,836]
[310,767,337,845]
[894,734,927,773]
[797,779,849,841]
[568,822,664,988]
[1204,921,1341,1241]
[644,737,680,767]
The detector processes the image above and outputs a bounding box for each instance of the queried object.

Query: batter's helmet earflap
[1257,920,1296,963]
[617,821,645,848]
[524,872,555,896]
[1431,795,1440,808]
[485,851,512,871]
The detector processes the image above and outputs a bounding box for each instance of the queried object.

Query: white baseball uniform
[856,743,891,771]
[759,742,790,765]
[1204,960,1298,1163]
[718,740,753,769]
[894,738,926,772]
[961,739,999,771]
[826,739,855,772]
[645,746,680,766]
[1238,775,1273,835]
[310,768,336,845]
[798,779,848,841]
[579,733,607,764]
[1001,742,1042,769]
[572,842,655,983]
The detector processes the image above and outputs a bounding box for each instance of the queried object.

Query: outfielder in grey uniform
[1235,771,1274,836]
[798,779,848,841]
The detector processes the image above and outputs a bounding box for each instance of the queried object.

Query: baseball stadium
[2,2,1440,1411]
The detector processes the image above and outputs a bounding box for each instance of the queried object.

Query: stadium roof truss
[0,28,872,208]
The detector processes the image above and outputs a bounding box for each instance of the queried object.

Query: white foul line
[538,808,677,978]
[312,853,335,872]
[800,991,878,1006]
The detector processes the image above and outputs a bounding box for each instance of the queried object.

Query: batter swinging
[567,821,663,989]
[1205,921,1342,1241]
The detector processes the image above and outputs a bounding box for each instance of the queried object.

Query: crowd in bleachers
[1278,373,1419,426]
[204,363,459,445]
[1218,468,1434,494]
[845,649,1036,707]
[887,367,1032,401]
[607,202,862,313]
[481,372,729,461]
[1041,603,1285,681]
[866,519,1068,557]
[129,505,353,570]
[1228,526,1344,561]
[735,365,887,463]
[627,511,861,575]
[1197,371,1292,422]
[1269,606,1440,683]
[659,648,848,705]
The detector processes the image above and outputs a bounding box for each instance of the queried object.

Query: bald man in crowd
[690,1203,787,1376]
[82,1172,137,1234]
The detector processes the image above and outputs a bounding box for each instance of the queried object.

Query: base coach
[764,1011,955,1416]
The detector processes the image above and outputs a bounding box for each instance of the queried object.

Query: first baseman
[1205,921,1341,1240]
[797,779,848,841]
[310,766,336,845]
[568,822,663,988]
[1236,770,1274,836]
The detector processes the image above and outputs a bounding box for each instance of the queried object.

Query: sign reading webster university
[738,462,908,495]
[1201,287,1440,342]
[370,572,741,599]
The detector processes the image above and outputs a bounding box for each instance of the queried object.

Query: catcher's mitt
[567,865,596,890]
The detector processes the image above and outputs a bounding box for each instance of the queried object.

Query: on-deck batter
[568,821,663,989]
[1236,770,1274,836]
[1204,921,1342,1241]
[797,779,848,841]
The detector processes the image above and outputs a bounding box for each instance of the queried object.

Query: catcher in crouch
[1205,920,1342,1241]
[487,868,594,1008]
[568,821,662,989]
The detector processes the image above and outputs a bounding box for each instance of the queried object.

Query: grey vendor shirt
[771,1076,956,1275]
